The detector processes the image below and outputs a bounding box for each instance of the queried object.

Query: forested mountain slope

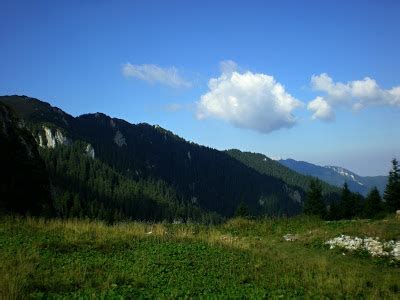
[1,95,338,218]
[226,150,341,202]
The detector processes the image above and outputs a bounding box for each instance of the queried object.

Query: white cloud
[307,96,335,121]
[219,60,238,74]
[309,73,400,120]
[197,61,303,134]
[122,63,191,88]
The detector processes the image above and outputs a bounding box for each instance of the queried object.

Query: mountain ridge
[2,95,332,219]
[279,158,387,196]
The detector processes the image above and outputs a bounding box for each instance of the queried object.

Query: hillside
[0,95,340,218]
[279,159,387,196]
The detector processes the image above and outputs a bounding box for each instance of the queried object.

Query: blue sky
[1,0,399,175]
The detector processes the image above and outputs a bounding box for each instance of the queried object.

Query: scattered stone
[283,234,299,242]
[325,235,400,260]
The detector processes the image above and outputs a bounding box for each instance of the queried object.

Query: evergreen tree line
[40,141,221,224]
[304,158,400,219]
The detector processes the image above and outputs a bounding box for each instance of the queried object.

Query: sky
[1,0,399,176]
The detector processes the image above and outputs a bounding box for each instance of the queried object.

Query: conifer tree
[363,187,382,218]
[304,178,325,218]
[235,201,249,217]
[328,201,341,220]
[384,158,400,212]
[340,182,356,219]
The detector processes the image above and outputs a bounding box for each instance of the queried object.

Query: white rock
[85,144,95,159]
[114,130,127,147]
[283,234,298,242]
[326,235,399,260]
[42,126,70,148]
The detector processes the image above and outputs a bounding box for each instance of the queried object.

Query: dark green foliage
[40,142,220,223]
[303,179,326,218]
[340,183,361,219]
[384,158,400,212]
[327,201,341,220]
[325,183,365,220]
[234,202,249,217]
[362,187,383,218]
[0,102,52,215]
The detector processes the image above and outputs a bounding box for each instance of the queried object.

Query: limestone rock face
[39,126,71,148]
[85,144,95,159]
[114,130,127,147]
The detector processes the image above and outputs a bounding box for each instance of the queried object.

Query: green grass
[0,216,399,298]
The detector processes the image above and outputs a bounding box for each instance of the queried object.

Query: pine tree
[340,182,356,219]
[328,201,341,220]
[384,158,400,212]
[363,187,382,218]
[235,201,249,217]
[303,178,326,218]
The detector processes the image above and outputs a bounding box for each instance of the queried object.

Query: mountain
[278,159,387,196]
[1,95,337,220]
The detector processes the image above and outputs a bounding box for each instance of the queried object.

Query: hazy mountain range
[279,159,387,196]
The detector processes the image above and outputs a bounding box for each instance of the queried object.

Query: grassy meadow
[0,215,399,298]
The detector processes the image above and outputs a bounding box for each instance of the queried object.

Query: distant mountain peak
[324,165,364,186]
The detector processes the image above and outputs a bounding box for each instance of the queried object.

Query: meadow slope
[0,216,399,298]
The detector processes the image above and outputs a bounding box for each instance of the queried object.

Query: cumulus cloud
[122,63,191,88]
[197,61,303,133]
[307,96,335,121]
[309,73,400,120]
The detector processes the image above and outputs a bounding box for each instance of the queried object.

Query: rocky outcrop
[326,235,400,260]
[85,144,95,159]
[283,234,299,242]
[114,130,127,147]
[38,126,71,148]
